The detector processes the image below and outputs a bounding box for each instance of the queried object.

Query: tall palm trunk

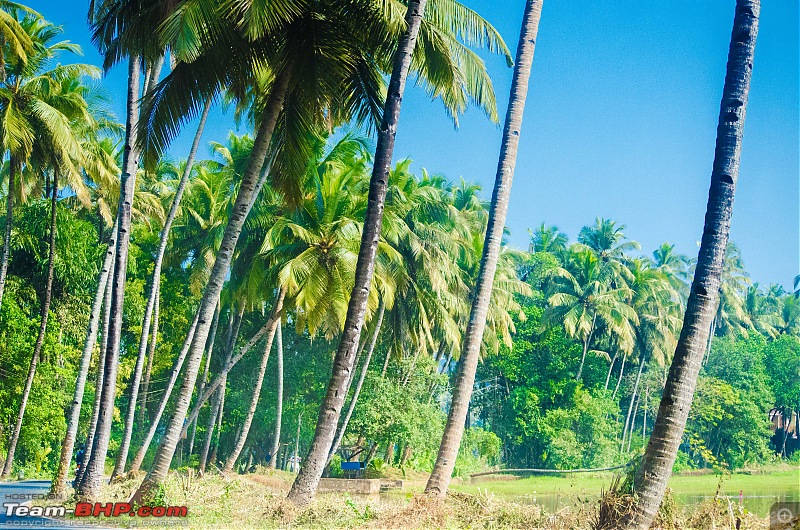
[268,325,283,469]
[52,232,116,494]
[77,256,115,486]
[0,158,17,309]
[181,291,285,437]
[138,285,159,426]
[613,352,627,399]
[222,325,276,473]
[328,301,385,464]
[208,386,226,466]
[425,0,543,497]
[132,68,291,504]
[287,0,427,506]
[621,357,645,452]
[575,313,596,381]
[78,56,142,500]
[128,309,200,474]
[189,301,220,455]
[2,172,60,477]
[198,387,222,474]
[605,352,618,390]
[620,3,759,527]
[113,98,211,480]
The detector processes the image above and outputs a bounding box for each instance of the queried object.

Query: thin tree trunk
[182,291,285,438]
[77,253,115,486]
[52,236,115,494]
[287,1,427,506]
[2,172,59,477]
[269,325,284,469]
[0,158,17,309]
[703,315,717,365]
[222,324,276,473]
[328,301,385,464]
[132,68,291,504]
[198,388,221,475]
[78,56,142,500]
[642,388,648,440]
[380,345,392,377]
[621,358,646,453]
[138,285,159,426]
[425,0,543,498]
[575,313,596,381]
[605,352,618,390]
[621,4,758,527]
[208,387,226,468]
[627,392,640,452]
[189,301,220,455]
[128,310,200,474]
[114,99,211,479]
[613,352,627,399]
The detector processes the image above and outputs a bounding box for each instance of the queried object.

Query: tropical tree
[620,2,760,527]
[424,0,544,497]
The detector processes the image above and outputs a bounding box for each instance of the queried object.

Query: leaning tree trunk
[222,327,276,473]
[613,352,627,399]
[268,325,284,469]
[208,387,226,468]
[425,0,543,497]
[620,3,759,528]
[287,0,427,506]
[113,98,211,480]
[2,172,60,477]
[605,352,619,390]
[52,231,116,494]
[621,357,646,453]
[77,257,114,486]
[189,301,220,455]
[138,285,159,426]
[575,313,596,381]
[130,64,292,504]
[181,291,285,438]
[328,300,385,464]
[128,309,200,474]
[0,158,17,310]
[78,56,142,501]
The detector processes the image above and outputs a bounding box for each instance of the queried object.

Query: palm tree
[112,98,211,479]
[578,217,640,263]
[1,17,101,478]
[528,222,568,255]
[424,0,544,497]
[621,2,759,527]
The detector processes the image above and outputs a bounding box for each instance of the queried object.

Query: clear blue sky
[28,0,799,289]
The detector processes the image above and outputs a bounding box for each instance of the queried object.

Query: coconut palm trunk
[2,171,60,477]
[128,309,200,474]
[189,302,220,455]
[138,285,159,426]
[0,158,16,309]
[328,301,385,464]
[425,0,543,497]
[268,325,284,469]
[621,357,645,452]
[575,312,596,381]
[222,326,276,473]
[181,291,285,437]
[78,56,142,500]
[198,388,222,474]
[131,64,292,503]
[77,254,115,486]
[613,352,627,399]
[287,0,427,506]
[605,352,619,390]
[113,98,211,480]
[620,3,759,528]
[52,233,116,494]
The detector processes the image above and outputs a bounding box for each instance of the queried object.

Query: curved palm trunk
[268,325,284,469]
[620,3,759,527]
[138,285,160,426]
[52,235,115,494]
[0,158,16,309]
[113,98,211,480]
[78,56,142,501]
[2,172,60,477]
[424,0,543,497]
[181,291,285,437]
[287,0,427,506]
[77,256,115,486]
[605,352,618,390]
[128,309,200,474]
[222,326,276,473]
[131,65,291,504]
[189,301,220,455]
[208,387,226,467]
[612,352,627,399]
[328,301,385,464]
[198,387,222,475]
[575,313,597,381]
